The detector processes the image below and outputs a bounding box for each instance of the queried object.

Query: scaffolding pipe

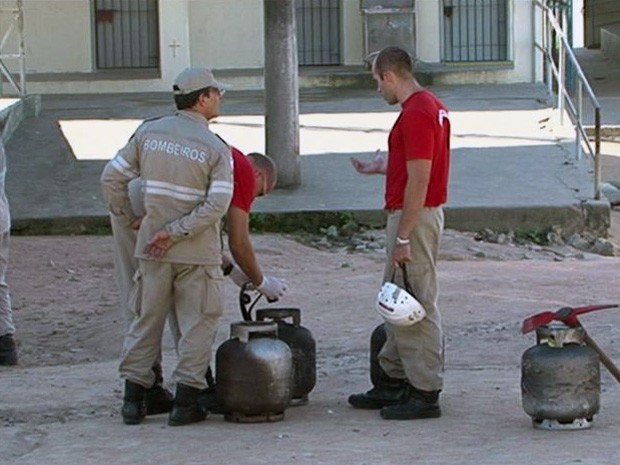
[17,0,25,96]
[0,0,26,96]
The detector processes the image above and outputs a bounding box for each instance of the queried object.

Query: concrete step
[0,95,40,143]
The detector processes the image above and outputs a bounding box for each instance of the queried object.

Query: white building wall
[189,0,264,69]
[11,0,538,94]
[24,0,191,94]
[0,0,92,73]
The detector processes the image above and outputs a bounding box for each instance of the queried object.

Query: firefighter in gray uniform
[101,68,233,427]
[0,140,17,366]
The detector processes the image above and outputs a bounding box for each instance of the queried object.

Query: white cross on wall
[168,40,182,58]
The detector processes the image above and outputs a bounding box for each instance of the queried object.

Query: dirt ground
[13,146,620,370]
[7,227,620,370]
[7,144,620,369]
[3,229,620,465]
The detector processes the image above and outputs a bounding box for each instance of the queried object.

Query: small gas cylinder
[370,323,387,387]
[216,321,293,423]
[255,308,316,405]
[521,323,600,430]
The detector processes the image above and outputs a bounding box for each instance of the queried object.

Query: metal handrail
[0,0,26,97]
[534,0,602,199]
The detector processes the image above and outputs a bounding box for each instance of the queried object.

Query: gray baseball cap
[173,67,229,95]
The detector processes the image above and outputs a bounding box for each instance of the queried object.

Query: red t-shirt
[384,90,451,209]
[230,147,256,213]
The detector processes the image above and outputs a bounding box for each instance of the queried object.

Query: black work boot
[197,385,225,414]
[380,385,441,420]
[348,376,408,410]
[121,380,147,425]
[168,384,207,426]
[197,366,224,414]
[144,364,174,415]
[0,333,17,366]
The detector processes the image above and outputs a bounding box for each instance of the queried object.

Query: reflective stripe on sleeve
[110,156,138,178]
[208,180,234,196]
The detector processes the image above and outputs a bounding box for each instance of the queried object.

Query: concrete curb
[10,201,610,238]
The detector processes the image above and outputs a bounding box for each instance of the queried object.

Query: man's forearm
[397,182,426,239]
[229,237,262,286]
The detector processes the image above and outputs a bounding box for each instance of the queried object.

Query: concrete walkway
[5,48,620,236]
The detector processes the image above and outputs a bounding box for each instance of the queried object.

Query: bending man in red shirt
[348,46,451,420]
[222,147,286,296]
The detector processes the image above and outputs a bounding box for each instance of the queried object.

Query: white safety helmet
[375,282,426,327]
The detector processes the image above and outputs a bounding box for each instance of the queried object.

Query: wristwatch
[222,263,234,276]
[395,236,410,245]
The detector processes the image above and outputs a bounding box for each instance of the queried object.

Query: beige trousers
[379,207,444,392]
[119,259,223,390]
[110,214,138,330]
[0,231,14,336]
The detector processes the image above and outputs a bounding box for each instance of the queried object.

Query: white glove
[257,276,288,302]
[229,265,251,288]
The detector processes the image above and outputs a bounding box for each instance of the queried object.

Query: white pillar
[416,0,441,62]
[158,0,191,87]
[572,0,584,48]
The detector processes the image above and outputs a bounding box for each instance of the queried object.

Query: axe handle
[583,331,620,385]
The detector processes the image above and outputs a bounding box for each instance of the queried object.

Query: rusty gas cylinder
[255,308,316,405]
[521,323,600,430]
[216,321,293,423]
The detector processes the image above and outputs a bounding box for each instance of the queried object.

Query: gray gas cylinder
[521,323,600,430]
[255,308,316,405]
[216,321,293,423]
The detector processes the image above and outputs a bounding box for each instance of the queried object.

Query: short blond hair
[248,152,277,187]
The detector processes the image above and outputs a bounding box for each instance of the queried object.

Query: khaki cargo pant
[110,214,138,331]
[119,259,223,390]
[379,207,444,392]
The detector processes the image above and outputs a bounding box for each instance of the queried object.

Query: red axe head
[521,304,619,334]
[521,311,556,334]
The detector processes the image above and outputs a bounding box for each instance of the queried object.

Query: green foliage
[249,211,356,234]
[514,228,552,245]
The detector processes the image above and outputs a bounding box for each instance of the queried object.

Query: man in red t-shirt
[348,46,450,420]
[223,147,287,299]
